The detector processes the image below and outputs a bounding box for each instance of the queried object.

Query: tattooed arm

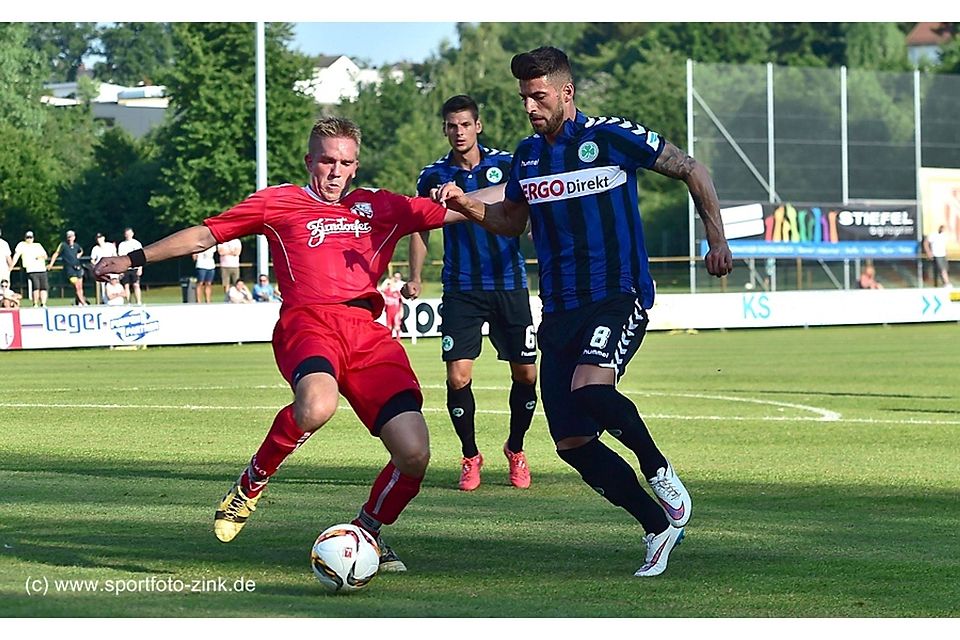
[652,142,733,277]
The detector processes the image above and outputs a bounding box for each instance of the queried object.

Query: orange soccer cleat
[458,453,483,491]
[503,443,531,489]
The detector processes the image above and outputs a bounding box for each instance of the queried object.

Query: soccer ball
[310,524,380,593]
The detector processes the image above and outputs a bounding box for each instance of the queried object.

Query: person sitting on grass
[1,279,22,308]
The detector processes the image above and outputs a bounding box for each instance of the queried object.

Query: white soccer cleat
[648,462,691,527]
[634,526,684,578]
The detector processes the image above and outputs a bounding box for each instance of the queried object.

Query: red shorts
[384,303,401,325]
[272,304,422,433]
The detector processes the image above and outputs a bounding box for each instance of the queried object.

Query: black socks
[571,384,667,479]
[557,438,668,535]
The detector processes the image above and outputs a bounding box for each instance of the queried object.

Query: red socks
[354,462,423,531]
[238,406,423,532]
[241,404,310,497]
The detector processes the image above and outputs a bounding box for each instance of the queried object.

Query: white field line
[2,398,958,427]
[6,384,842,421]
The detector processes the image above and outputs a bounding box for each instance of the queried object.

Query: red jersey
[381,282,402,307]
[204,184,446,315]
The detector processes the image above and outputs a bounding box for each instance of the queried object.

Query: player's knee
[447,371,472,390]
[512,366,537,386]
[394,445,431,477]
[294,397,337,432]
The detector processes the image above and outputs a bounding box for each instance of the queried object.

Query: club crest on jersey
[442,335,454,352]
[578,141,599,163]
[485,167,504,183]
[350,202,374,218]
[305,217,372,247]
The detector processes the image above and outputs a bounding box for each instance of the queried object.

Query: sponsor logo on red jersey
[306,217,372,247]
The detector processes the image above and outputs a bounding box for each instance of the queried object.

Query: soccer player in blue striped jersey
[435,48,733,577]
[407,95,538,492]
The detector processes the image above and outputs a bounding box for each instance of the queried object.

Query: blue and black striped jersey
[504,111,665,313]
[417,146,528,292]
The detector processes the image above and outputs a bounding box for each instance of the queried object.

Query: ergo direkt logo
[519,166,626,204]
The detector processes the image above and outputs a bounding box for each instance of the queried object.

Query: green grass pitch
[1,323,958,617]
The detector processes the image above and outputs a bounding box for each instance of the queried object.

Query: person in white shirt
[193,245,217,303]
[104,273,128,306]
[1,278,22,308]
[0,228,13,286]
[923,225,952,287]
[11,230,49,307]
[90,232,118,304]
[117,227,144,304]
[227,278,253,304]
[218,238,243,295]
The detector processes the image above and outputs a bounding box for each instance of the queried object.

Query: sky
[292,23,459,67]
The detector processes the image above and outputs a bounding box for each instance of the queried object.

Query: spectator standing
[117,228,144,304]
[11,231,49,307]
[0,228,12,287]
[48,229,88,306]
[218,238,243,295]
[923,224,952,287]
[90,233,118,304]
[193,245,217,303]
[253,274,281,302]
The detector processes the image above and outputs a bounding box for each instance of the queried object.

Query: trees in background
[0,21,956,267]
[149,22,317,233]
[94,23,175,86]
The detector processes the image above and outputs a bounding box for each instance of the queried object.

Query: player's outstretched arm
[435,182,529,237]
[93,225,217,281]
[652,142,733,278]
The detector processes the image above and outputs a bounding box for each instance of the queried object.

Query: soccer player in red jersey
[94,117,466,572]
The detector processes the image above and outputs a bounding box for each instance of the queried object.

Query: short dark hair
[511,47,573,84]
[441,95,479,121]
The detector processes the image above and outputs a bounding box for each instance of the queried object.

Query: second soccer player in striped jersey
[435,48,733,577]
[408,95,538,491]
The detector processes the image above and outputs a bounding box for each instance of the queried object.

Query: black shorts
[121,269,140,285]
[439,289,537,364]
[28,272,49,291]
[537,293,649,443]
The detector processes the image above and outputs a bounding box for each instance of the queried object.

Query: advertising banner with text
[2,289,956,352]
[702,202,919,259]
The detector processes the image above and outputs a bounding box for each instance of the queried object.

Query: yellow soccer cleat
[214,480,261,543]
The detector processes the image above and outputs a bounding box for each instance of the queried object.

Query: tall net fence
[689,61,960,292]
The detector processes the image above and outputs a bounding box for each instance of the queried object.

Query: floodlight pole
[687,59,696,294]
[914,69,923,289]
[255,22,270,279]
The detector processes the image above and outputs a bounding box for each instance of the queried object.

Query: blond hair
[309,117,362,151]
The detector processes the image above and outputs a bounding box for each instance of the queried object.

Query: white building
[906,22,954,67]
[295,55,404,105]
[42,81,169,138]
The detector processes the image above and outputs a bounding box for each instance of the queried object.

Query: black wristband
[128,249,147,268]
